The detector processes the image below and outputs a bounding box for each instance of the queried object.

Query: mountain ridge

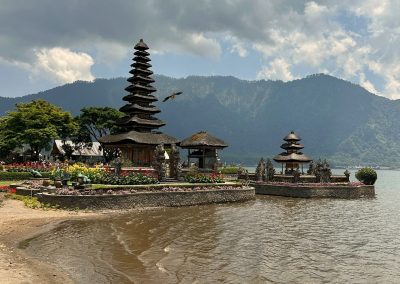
[1,74,399,167]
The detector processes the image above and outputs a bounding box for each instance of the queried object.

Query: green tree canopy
[75,107,124,142]
[0,100,77,160]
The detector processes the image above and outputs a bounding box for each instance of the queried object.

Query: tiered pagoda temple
[273,131,312,174]
[99,39,178,166]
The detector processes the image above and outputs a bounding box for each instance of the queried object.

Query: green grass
[0,180,22,186]
[6,194,59,210]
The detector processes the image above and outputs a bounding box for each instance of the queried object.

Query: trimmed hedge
[355,167,377,185]
[0,171,52,181]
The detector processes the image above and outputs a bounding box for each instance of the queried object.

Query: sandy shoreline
[0,193,112,284]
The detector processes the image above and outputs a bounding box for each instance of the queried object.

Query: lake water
[26,170,400,283]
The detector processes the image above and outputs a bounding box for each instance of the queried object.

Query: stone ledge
[254,183,375,198]
[37,187,255,209]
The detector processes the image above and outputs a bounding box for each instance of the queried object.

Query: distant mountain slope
[1,74,399,166]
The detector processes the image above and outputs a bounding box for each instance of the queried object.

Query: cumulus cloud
[34,48,94,83]
[256,58,294,81]
[0,0,400,98]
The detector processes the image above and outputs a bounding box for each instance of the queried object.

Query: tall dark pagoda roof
[129,68,153,76]
[101,39,177,146]
[133,56,151,62]
[119,103,160,113]
[131,62,152,69]
[134,50,150,57]
[122,93,158,102]
[125,84,156,93]
[127,75,155,84]
[99,131,179,146]
[116,116,165,128]
[134,39,149,50]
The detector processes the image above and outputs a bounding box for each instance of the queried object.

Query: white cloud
[225,35,248,57]
[359,73,379,94]
[33,47,95,84]
[256,58,294,81]
[1,0,400,98]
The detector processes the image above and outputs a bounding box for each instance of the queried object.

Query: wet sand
[0,193,101,283]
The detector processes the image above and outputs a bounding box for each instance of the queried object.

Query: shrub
[355,167,377,185]
[7,194,42,209]
[217,166,241,175]
[185,172,224,183]
[96,172,157,185]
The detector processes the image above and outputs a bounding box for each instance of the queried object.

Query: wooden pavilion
[273,131,312,174]
[99,39,178,166]
[180,131,228,169]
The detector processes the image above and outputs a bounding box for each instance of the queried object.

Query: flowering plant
[5,162,55,172]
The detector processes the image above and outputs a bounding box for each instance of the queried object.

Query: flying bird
[162,91,182,102]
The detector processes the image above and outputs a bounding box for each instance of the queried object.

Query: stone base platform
[254,183,374,198]
[37,187,255,210]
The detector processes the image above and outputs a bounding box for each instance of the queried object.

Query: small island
[243,131,375,198]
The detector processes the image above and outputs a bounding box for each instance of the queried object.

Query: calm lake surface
[26,170,400,283]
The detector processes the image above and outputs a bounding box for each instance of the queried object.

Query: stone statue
[30,169,42,178]
[152,144,167,181]
[344,169,350,182]
[113,157,122,176]
[315,159,331,183]
[265,158,275,182]
[169,143,182,180]
[293,169,300,183]
[255,158,266,182]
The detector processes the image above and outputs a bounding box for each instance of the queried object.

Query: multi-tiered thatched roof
[99,39,178,146]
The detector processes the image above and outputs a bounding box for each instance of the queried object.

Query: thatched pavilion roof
[180,131,228,148]
[273,152,312,163]
[280,142,304,150]
[284,131,301,142]
[98,131,179,146]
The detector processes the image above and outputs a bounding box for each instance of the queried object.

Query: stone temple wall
[37,188,255,210]
[254,183,374,198]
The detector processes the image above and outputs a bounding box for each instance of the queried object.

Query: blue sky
[0,0,399,99]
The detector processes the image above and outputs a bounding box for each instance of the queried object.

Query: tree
[75,107,124,142]
[1,100,77,160]
[0,116,19,159]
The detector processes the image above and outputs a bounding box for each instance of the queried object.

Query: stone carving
[255,158,266,182]
[170,143,182,180]
[113,157,122,176]
[344,169,350,182]
[265,158,275,182]
[152,144,167,181]
[315,159,331,183]
[293,170,300,183]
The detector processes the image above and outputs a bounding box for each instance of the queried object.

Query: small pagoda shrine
[273,131,312,174]
[99,39,178,166]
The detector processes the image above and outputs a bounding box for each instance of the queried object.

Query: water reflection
[26,170,400,283]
